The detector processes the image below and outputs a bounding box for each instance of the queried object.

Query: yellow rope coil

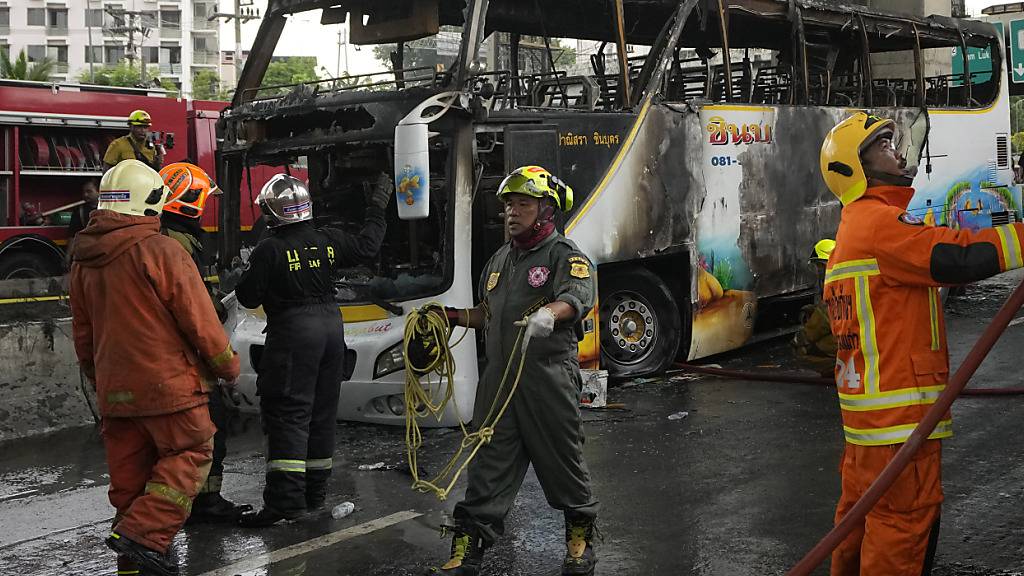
[403,304,528,501]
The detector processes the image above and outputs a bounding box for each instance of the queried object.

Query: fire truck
[0,78,283,279]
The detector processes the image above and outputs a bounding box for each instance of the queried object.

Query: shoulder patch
[898,212,924,226]
[570,261,591,279]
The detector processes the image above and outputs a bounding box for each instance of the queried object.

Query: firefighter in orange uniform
[70,159,240,576]
[820,112,1024,575]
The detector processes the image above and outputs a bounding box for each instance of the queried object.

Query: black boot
[428,528,486,575]
[116,554,141,575]
[105,532,179,576]
[238,507,304,528]
[562,517,597,576]
[187,492,253,525]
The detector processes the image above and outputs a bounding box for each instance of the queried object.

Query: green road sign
[1010,19,1024,84]
[952,21,1003,86]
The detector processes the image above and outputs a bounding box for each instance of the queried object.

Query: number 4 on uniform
[835,358,862,390]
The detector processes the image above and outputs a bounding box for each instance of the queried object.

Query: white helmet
[255,173,313,227]
[98,159,170,217]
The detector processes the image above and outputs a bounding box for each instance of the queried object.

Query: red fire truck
[0,78,282,279]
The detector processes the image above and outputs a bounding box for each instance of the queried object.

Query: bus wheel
[598,266,681,378]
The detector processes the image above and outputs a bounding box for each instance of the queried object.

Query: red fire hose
[777,278,1024,575]
[673,363,1024,395]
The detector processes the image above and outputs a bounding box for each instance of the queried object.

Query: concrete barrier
[0,316,96,443]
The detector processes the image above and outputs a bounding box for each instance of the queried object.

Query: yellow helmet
[128,109,152,126]
[820,112,895,205]
[812,239,836,261]
[98,159,170,217]
[496,165,574,211]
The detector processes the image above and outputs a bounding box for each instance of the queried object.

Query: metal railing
[191,51,218,65]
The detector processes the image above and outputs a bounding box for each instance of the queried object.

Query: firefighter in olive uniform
[821,112,1024,575]
[791,239,837,376]
[104,110,164,172]
[430,166,600,576]
[158,162,252,523]
[235,172,391,527]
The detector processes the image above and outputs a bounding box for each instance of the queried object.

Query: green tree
[0,49,55,81]
[1013,131,1024,156]
[77,62,178,97]
[258,56,319,96]
[192,69,229,101]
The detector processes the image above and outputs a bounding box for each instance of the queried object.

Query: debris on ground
[667,411,689,421]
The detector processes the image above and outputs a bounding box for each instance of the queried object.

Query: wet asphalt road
[4,272,1024,575]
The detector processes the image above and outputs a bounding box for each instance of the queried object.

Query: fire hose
[672,364,1024,396]
[757,277,1024,575]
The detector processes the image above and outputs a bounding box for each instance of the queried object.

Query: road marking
[195,510,422,576]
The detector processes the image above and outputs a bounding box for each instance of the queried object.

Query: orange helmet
[158,162,220,219]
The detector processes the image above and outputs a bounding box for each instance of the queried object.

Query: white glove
[514,307,556,353]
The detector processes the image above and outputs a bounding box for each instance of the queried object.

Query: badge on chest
[528,266,550,288]
[486,272,501,291]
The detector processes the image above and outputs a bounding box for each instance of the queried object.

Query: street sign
[1010,19,1024,84]
[952,21,1003,86]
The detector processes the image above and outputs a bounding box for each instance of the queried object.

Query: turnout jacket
[70,210,239,417]
[235,208,386,314]
[826,185,1024,446]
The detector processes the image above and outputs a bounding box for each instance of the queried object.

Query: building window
[27,8,45,26]
[159,9,180,29]
[26,45,46,62]
[47,8,68,29]
[105,45,125,63]
[85,8,103,27]
[85,45,103,63]
[161,45,181,64]
[0,45,9,60]
[143,46,159,64]
[0,7,10,29]
[193,35,214,52]
[47,45,68,64]
[193,3,210,20]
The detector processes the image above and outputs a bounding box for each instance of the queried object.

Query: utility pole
[104,7,151,82]
[212,0,260,86]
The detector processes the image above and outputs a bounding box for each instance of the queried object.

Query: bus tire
[0,250,62,280]
[598,266,681,378]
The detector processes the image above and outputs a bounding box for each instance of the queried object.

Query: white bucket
[393,123,430,220]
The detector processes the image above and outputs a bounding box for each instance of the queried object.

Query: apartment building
[0,0,220,97]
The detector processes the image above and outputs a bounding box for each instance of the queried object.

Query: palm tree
[0,49,55,81]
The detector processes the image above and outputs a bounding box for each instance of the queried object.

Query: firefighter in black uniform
[158,162,251,524]
[235,172,391,527]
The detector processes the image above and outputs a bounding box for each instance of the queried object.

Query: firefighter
[820,112,1024,576]
[69,159,240,576]
[429,166,599,576]
[104,110,164,172]
[157,161,252,524]
[790,239,837,376]
[234,172,391,527]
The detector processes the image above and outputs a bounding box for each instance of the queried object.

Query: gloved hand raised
[366,172,394,211]
[514,306,556,353]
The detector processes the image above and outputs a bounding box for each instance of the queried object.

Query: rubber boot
[238,506,304,528]
[187,492,252,525]
[562,517,597,576]
[106,532,179,576]
[428,529,486,576]
[116,555,141,575]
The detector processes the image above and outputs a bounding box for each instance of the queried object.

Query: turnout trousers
[257,303,346,515]
[102,404,215,553]
[831,440,943,576]
[453,355,599,545]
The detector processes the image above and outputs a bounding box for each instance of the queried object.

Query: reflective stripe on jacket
[826,185,1024,446]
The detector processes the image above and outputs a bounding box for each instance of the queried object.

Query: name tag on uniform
[486,272,501,291]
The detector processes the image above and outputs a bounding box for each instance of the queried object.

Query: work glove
[366,172,394,211]
[514,306,556,353]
